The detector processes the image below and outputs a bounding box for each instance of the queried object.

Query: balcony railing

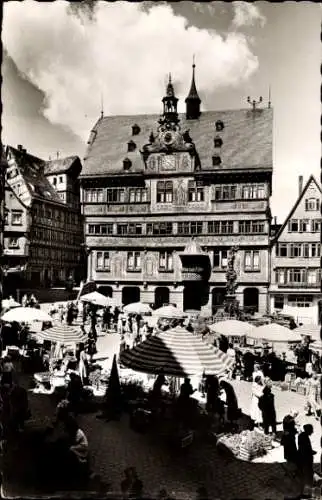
[277,282,320,288]
[211,200,267,212]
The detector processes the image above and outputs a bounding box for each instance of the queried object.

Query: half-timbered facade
[3,145,84,295]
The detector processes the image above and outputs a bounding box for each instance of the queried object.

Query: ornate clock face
[161,130,179,148]
[162,155,176,171]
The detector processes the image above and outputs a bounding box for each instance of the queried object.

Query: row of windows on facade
[94,249,260,272]
[32,206,80,225]
[29,246,79,262]
[276,242,321,258]
[275,268,321,286]
[31,227,83,245]
[87,220,267,236]
[274,294,315,309]
[288,218,321,233]
[83,183,268,204]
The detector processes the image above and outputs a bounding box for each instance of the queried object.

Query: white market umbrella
[152,305,186,318]
[247,323,303,343]
[294,324,321,342]
[1,307,52,323]
[123,302,152,315]
[1,298,20,310]
[36,324,88,345]
[80,291,110,308]
[120,326,234,377]
[209,319,254,337]
[106,297,121,307]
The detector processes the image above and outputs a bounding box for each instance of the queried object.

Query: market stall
[32,324,88,392]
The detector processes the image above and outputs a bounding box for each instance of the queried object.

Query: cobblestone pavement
[4,328,319,499]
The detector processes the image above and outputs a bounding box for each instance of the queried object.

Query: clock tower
[141,74,200,172]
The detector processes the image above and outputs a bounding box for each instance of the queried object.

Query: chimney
[57,151,59,159]
[17,145,23,151]
[22,148,27,154]
[274,216,277,225]
[299,175,303,196]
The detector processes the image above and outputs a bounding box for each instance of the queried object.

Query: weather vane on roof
[247,96,263,111]
[100,93,104,119]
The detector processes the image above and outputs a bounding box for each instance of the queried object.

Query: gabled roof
[44,156,82,176]
[6,146,63,205]
[274,175,322,241]
[81,107,273,177]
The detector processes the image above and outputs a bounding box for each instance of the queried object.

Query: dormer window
[212,155,222,167]
[215,120,224,132]
[132,124,141,136]
[123,158,132,170]
[127,140,136,153]
[214,136,223,148]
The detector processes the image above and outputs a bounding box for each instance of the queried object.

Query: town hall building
[80,65,274,315]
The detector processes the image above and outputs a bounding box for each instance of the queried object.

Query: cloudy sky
[2,1,320,221]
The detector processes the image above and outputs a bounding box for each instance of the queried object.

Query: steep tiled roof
[6,146,63,204]
[44,156,81,176]
[81,108,273,177]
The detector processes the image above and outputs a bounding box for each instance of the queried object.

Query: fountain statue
[224,246,240,318]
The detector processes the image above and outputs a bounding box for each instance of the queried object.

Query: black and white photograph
[0,1,321,498]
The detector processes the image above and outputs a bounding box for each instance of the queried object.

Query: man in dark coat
[281,411,299,477]
[258,386,277,435]
[298,424,316,491]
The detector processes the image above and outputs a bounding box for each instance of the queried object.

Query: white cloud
[232,2,266,28]
[3,1,259,141]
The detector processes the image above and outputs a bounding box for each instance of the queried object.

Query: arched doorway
[154,287,169,309]
[212,288,226,315]
[122,286,140,306]
[184,284,201,311]
[243,287,259,313]
[98,286,113,298]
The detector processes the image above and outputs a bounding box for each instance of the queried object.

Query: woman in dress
[78,344,89,385]
[250,375,264,427]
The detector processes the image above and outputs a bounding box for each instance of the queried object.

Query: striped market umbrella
[120,326,235,377]
[209,319,254,337]
[35,324,88,345]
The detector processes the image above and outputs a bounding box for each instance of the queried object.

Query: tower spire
[185,57,201,120]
